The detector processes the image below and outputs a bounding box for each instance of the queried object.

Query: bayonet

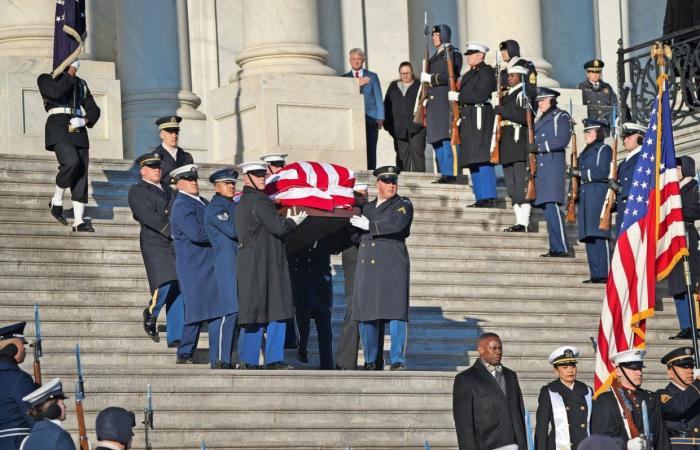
[32,304,43,385]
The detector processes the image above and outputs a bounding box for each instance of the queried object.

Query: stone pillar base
[207,74,367,169]
[0,56,123,159]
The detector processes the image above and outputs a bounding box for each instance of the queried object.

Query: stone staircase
[0,153,686,449]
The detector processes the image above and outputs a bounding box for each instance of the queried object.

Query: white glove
[70,60,80,70]
[420,72,431,84]
[448,91,460,102]
[694,368,700,379]
[286,210,308,225]
[69,117,86,128]
[627,437,647,450]
[349,215,369,231]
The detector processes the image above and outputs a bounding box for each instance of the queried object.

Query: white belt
[48,107,83,117]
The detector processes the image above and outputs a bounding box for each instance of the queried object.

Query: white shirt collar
[95,443,123,450]
[508,82,523,95]
[625,145,642,161]
[353,68,364,77]
[560,379,575,390]
[48,419,64,429]
[143,178,163,189]
[179,191,205,205]
[672,380,689,391]
[161,142,179,157]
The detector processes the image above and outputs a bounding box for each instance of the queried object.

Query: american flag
[593,81,688,394]
[52,0,86,76]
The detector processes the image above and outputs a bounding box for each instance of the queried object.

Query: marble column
[466,0,559,87]
[594,0,629,85]
[0,0,54,57]
[116,0,205,159]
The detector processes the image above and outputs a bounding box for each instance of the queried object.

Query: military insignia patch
[529,72,537,84]
[660,394,672,403]
[397,206,407,215]
[603,88,609,94]
[217,212,229,221]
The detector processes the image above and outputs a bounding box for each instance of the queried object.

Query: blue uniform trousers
[542,202,569,253]
[432,139,457,176]
[584,237,610,279]
[359,320,407,365]
[674,292,692,331]
[176,313,237,366]
[147,280,184,345]
[239,321,286,365]
[296,307,333,369]
[468,163,497,200]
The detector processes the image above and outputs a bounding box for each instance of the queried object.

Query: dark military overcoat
[535,379,593,450]
[0,357,36,449]
[577,140,612,241]
[426,45,462,144]
[457,61,496,167]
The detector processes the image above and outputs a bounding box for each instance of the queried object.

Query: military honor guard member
[421,24,462,184]
[235,162,307,369]
[533,87,572,257]
[448,41,498,208]
[203,168,241,369]
[261,153,288,175]
[153,115,194,184]
[577,59,619,127]
[535,346,593,450]
[591,349,672,450]
[0,322,37,450]
[496,65,533,232]
[169,164,228,367]
[94,407,136,450]
[570,119,612,283]
[453,333,527,450]
[349,166,413,370]
[499,39,538,100]
[613,123,647,236]
[657,347,700,448]
[20,378,75,450]
[128,152,184,347]
[38,60,101,232]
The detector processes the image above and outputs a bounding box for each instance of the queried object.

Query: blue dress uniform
[203,169,240,369]
[0,323,36,450]
[533,88,571,256]
[21,378,75,450]
[153,116,194,184]
[350,166,413,370]
[657,347,700,449]
[577,59,618,128]
[169,165,222,366]
[575,120,612,282]
[614,123,646,236]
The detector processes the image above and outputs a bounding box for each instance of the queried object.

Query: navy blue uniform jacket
[577,140,612,240]
[204,193,239,315]
[0,357,36,450]
[22,420,75,450]
[534,107,571,206]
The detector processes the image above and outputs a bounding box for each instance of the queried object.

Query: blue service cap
[0,322,27,343]
[22,378,67,408]
[536,87,560,100]
[209,168,238,184]
[582,118,608,131]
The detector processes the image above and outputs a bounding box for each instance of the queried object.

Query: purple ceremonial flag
[52,0,86,74]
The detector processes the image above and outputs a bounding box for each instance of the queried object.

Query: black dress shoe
[363,362,377,370]
[49,202,68,225]
[72,222,95,232]
[142,308,158,340]
[540,251,570,258]
[167,340,180,348]
[466,200,485,208]
[583,277,608,284]
[238,361,262,370]
[669,328,692,340]
[479,198,497,208]
[176,356,194,364]
[296,348,309,363]
[390,362,407,371]
[432,175,457,184]
[265,361,294,370]
[213,361,235,369]
[504,224,527,232]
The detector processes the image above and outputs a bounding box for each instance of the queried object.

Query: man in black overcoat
[152,116,194,184]
[452,332,527,449]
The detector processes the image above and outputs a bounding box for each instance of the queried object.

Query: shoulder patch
[529,72,537,84]
[216,211,229,221]
[396,206,407,215]
[660,393,672,403]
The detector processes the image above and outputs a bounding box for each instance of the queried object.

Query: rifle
[599,107,619,230]
[445,43,461,146]
[523,75,537,201]
[32,304,43,385]
[610,378,641,438]
[566,99,579,223]
[143,384,154,450]
[75,344,89,450]
[413,11,429,126]
[641,400,654,446]
[490,53,503,165]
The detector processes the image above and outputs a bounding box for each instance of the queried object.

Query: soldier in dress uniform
[235,162,307,370]
[591,349,672,450]
[496,65,533,232]
[569,119,612,283]
[349,166,413,370]
[261,153,288,175]
[20,378,75,450]
[578,59,619,128]
[420,24,462,184]
[499,40,538,101]
[448,41,498,208]
[0,322,36,450]
[612,123,647,237]
[533,87,572,257]
[170,164,230,367]
[94,407,136,450]
[535,346,593,450]
[657,347,700,449]
[153,116,194,184]
[38,60,101,232]
[204,168,241,369]
[128,152,184,348]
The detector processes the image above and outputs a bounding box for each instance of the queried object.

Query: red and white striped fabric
[594,81,688,396]
[264,161,356,211]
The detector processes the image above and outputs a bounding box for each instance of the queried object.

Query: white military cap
[507,65,529,75]
[169,164,199,182]
[22,378,66,408]
[260,153,288,163]
[353,183,369,191]
[464,42,489,54]
[611,348,646,369]
[548,346,579,366]
[621,122,646,137]
[238,162,268,174]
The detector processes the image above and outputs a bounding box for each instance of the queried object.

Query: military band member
[350,166,413,370]
[534,87,571,257]
[38,60,101,232]
[153,115,194,184]
[613,123,647,237]
[453,333,527,450]
[569,119,612,283]
[535,346,593,450]
[204,168,241,369]
[0,322,36,450]
[448,41,498,208]
[578,59,619,128]
[657,347,700,449]
[128,152,184,347]
[499,40,537,100]
[420,24,462,184]
[94,407,136,450]
[20,378,75,450]
[496,65,532,232]
[591,349,672,450]
[235,162,307,369]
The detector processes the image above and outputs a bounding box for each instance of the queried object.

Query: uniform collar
[179,191,205,205]
[625,145,642,161]
[48,419,64,429]
[507,83,523,95]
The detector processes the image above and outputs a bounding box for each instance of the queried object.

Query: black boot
[49,201,68,225]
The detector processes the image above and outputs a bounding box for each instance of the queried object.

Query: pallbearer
[657,347,700,449]
[153,116,194,184]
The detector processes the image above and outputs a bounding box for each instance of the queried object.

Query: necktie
[494,370,506,394]
[355,71,359,78]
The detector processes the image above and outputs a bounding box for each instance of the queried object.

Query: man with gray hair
[343,48,385,170]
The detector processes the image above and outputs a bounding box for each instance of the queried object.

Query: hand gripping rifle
[566,99,579,223]
[32,304,43,385]
[445,43,461,146]
[523,74,538,201]
[413,11,429,126]
[143,384,154,450]
[599,107,619,230]
[75,344,90,450]
[490,53,503,165]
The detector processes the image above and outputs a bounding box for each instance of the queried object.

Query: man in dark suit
[452,332,527,450]
[153,116,194,184]
[343,48,384,170]
[657,347,700,448]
